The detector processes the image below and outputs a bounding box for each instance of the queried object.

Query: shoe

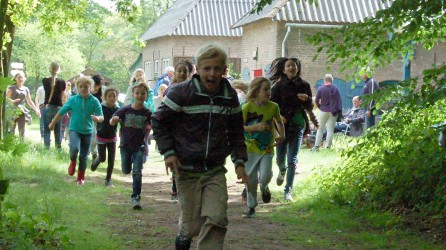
[241,188,247,204]
[170,191,178,201]
[276,171,285,186]
[68,161,76,176]
[132,196,141,210]
[310,146,319,152]
[105,179,114,187]
[77,171,85,186]
[261,186,271,204]
[242,207,255,218]
[284,191,294,202]
[90,158,99,172]
[92,154,98,160]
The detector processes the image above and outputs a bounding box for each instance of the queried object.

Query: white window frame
[154,60,159,77]
[162,59,170,72]
[144,61,152,80]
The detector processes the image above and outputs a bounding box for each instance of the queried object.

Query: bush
[320,64,446,216]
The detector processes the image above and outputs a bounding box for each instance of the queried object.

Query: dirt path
[103,146,300,250]
[25,123,301,249]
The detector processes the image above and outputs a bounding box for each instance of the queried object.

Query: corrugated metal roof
[140,0,256,41]
[232,0,393,28]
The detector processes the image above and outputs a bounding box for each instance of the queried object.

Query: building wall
[240,20,446,94]
[142,36,242,88]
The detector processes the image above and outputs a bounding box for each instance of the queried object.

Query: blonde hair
[76,76,94,88]
[246,77,271,101]
[196,44,227,67]
[130,68,147,85]
[49,62,60,87]
[231,80,248,94]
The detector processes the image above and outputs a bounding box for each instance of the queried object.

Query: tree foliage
[300,0,446,217]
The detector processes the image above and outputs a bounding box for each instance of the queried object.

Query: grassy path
[1,123,444,249]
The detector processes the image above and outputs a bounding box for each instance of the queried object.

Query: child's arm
[244,122,269,133]
[274,117,285,146]
[48,114,62,131]
[91,115,104,123]
[110,116,121,126]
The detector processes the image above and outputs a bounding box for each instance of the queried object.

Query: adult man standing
[313,74,343,150]
[361,67,380,129]
[152,44,248,249]
[153,66,174,95]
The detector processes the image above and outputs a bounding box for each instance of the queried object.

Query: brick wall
[142,36,242,88]
[240,20,446,94]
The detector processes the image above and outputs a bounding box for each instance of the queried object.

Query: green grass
[266,147,444,249]
[0,144,127,249]
[1,124,444,249]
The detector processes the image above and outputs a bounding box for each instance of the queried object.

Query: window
[154,60,159,77]
[144,61,152,80]
[162,59,170,72]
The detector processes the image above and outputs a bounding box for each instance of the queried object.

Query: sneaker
[105,179,114,187]
[92,154,98,160]
[242,207,255,218]
[90,158,99,172]
[68,161,76,176]
[284,191,294,202]
[241,188,247,204]
[77,179,85,186]
[310,146,319,152]
[276,171,285,186]
[132,196,141,210]
[170,191,178,201]
[261,186,271,204]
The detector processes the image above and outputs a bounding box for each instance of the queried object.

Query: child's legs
[176,175,204,239]
[78,133,92,172]
[105,142,116,180]
[89,123,97,156]
[258,154,273,189]
[131,149,144,198]
[198,173,228,249]
[245,152,260,209]
[97,143,107,163]
[120,147,132,174]
[275,140,288,173]
[39,106,45,139]
[69,131,81,162]
[172,173,177,193]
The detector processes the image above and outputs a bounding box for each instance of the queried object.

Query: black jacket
[151,75,247,173]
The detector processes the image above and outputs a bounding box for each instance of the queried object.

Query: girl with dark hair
[6,72,40,139]
[42,62,66,149]
[269,57,318,202]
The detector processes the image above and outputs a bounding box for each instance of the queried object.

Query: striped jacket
[151,75,247,173]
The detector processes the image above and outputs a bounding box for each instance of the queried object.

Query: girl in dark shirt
[42,62,66,149]
[91,88,120,187]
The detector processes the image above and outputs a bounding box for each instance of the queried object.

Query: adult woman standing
[42,62,66,149]
[269,57,314,202]
[5,72,40,139]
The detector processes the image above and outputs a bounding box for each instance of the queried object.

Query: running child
[242,77,285,217]
[110,83,152,209]
[49,76,104,185]
[90,88,120,187]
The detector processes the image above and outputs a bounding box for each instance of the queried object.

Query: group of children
[46,51,315,222]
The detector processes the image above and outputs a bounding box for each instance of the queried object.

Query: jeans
[276,124,305,193]
[69,131,92,172]
[120,147,144,198]
[39,107,45,139]
[43,105,61,149]
[245,153,273,209]
[365,112,376,129]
